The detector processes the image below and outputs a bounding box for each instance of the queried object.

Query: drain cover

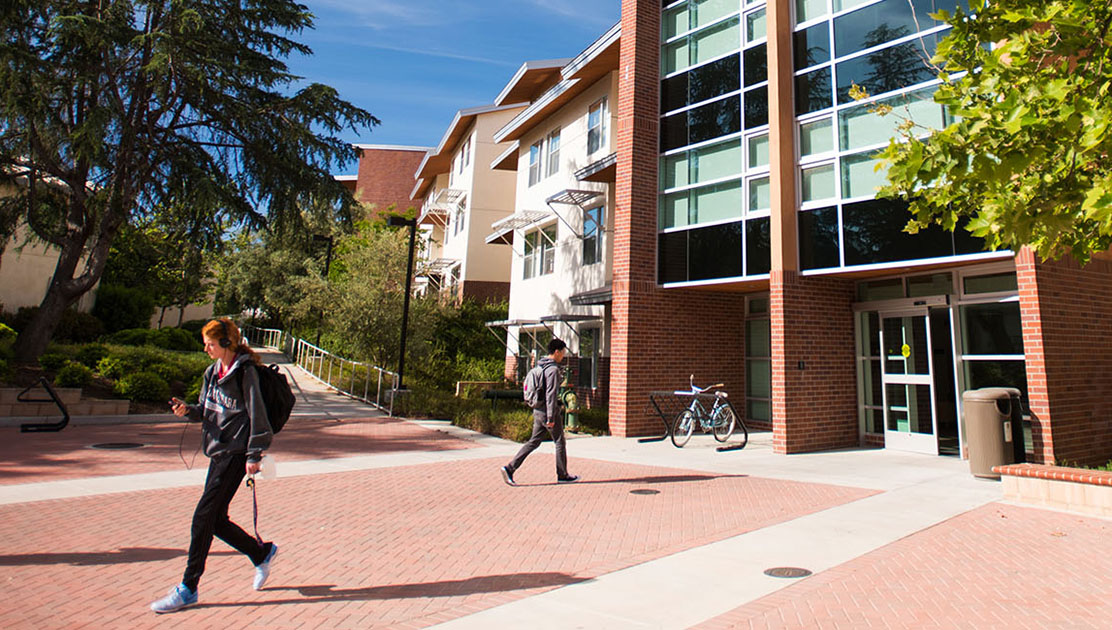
[764,567,812,578]
[629,489,660,495]
[89,442,145,450]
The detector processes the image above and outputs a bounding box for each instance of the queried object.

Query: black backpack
[238,363,296,434]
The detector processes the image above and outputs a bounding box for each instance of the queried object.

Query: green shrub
[54,362,94,388]
[104,328,152,346]
[457,355,505,382]
[92,284,155,333]
[38,352,70,371]
[398,384,460,419]
[149,361,185,383]
[0,322,16,359]
[148,327,200,352]
[452,399,534,441]
[179,319,208,335]
[576,407,610,436]
[186,375,204,403]
[114,372,170,402]
[8,307,105,342]
[96,356,124,379]
[74,344,111,369]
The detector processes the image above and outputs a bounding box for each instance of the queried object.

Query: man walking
[501,338,579,485]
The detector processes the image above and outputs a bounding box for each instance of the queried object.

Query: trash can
[963,388,1022,479]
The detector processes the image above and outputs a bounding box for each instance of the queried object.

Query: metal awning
[485,319,544,355]
[545,189,605,239]
[419,188,466,225]
[418,257,458,275]
[569,285,612,306]
[485,209,553,249]
[538,313,603,342]
[575,152,617,183]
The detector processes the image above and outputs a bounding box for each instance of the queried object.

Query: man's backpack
[522,364,549,409]
[238,363,296,434]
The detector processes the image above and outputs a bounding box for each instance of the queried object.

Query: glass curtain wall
[659,0,771,284]
[793,0,986,271]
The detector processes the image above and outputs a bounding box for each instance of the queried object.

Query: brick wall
[770,271,858,453]
[1017,248,1112,466]
[461,280,510,304]
[354,148,426,217]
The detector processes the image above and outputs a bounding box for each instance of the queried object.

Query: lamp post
[312,234,334,347]
[387,215,417,390]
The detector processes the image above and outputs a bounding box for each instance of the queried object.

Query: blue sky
[288,1,621,174]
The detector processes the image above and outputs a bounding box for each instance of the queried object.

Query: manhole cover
[764,567,812,578]
[629,489,660,495]
[89,442,145,450]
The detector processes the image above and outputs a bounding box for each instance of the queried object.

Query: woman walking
[150,318,277,613]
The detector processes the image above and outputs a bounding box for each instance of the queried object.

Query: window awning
[545,189,605,239]
[418,257,458,275]
[484,209,552,246]
[575,152,617,183]
[569,285,612,306]
[419,188,466,225]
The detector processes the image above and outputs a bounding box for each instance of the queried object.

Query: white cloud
[308,0,449,29]
[524,0,618,28]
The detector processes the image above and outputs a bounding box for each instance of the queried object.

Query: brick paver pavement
[0,455,874,629]
[0,417,477,485]
[693,502,1112,630]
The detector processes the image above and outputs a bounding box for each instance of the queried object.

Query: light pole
[312,234,334,347]
[387,215,417,390]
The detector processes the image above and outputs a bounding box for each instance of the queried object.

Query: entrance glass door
[880,311,938,454]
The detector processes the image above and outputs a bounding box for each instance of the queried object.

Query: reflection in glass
[907,273,952,297]
[842,198,959,266]
[689,221,743,280]
[963,360,1028,413]
[834,0,959,57]
[963,272,1018,295]
[835,33,942,104]
[746,7,767,42]
[960,302,1024,356]
[838,86,944,151]
[744,43,767,86]
[746,217,771,275]
[800,117,834,156]
[748,175,770,213]
[886,383,934,434]
[794,22,830,71]
[662,54,739,113]
[799,206,840,270]
[658,231,688,284]
[690,95,742,146]
[795,67,832,115]
[744,86,769,128]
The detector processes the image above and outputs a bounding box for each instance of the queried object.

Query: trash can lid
[962,387,1017,402]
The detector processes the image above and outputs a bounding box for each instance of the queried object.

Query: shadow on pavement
[198,572,589,607]
[511,473,748,487]
[0,547,238,566]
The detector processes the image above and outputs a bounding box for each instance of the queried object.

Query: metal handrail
[240,324,401,416]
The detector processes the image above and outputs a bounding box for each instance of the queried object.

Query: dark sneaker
[557,475,580,484]
[253,543,278,590]
[150,583,197,614]
[500,466,516,486]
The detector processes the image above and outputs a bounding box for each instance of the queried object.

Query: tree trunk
[12,286,81,363]
[158,306,166,329]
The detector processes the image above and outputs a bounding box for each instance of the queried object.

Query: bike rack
[642,390,748,451]
[18,377,71,433]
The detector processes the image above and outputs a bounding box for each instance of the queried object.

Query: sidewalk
[0,351,1109,629]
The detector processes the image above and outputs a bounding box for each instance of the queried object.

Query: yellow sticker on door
[901,344,911,358]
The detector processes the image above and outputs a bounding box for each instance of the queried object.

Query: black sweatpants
[182,453,269,591]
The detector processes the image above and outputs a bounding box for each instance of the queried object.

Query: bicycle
[671,375,747,449]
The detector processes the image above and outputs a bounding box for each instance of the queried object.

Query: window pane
[691,54,740,107]
[748,133,769,168]
[748,175,770,212]
[663,5,690,40]
[743,43,767,86]
[794,67,831,114]
[746,358,772,396]
[661,153,690,190]
[663,38,690,75]
[693,179,743,224]
[857,278,903,301]
[838,86,944,151]
[692,18,740,67]
[840,150,887,199]
[660,190,690,229]
[799,206,840,270]
[744,85,769,128]
[802,164,836,202]
[964,272,1018,295]
[658,230,689,283]
[660,109,689,152]
[843,198,957,266]
[796,0,828,23]
[834,0,874,11]
[833,0,959,57]
[794,22,831,71]
[746,217,771,275]
[963,360,1028,412]
[748,296,769,315]
[746,8,767,42]
[800,117,834,156]
[689,221,743,280]
[661,72,688,113]
[907,273,952,297]
[694,0,738,29]
[689,95,741,145]
[835,34,942,104]
[961,302,1024,356]
[693,139,742,183]
[747,398,771,422]
[746,318,770,357]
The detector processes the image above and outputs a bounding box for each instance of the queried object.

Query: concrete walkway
[1,351,1108,629]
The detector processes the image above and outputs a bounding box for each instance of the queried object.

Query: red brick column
[611,0,746,437]
[770,271,858,453]
[1017,248,1112,466]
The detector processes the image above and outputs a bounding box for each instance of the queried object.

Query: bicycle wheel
[671,409,695,448]
[711,402,737,442]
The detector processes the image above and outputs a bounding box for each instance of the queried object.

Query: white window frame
[528,140,543,187]
[588,98,608,155]
[546,128,561,178]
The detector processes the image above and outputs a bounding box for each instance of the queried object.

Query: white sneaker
[253,544,278,590]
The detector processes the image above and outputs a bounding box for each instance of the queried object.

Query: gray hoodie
[537,356,562,424]
[186,352,272,462]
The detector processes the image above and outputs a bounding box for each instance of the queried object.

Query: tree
[878,0,1112,263]
[0,0,377,361]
